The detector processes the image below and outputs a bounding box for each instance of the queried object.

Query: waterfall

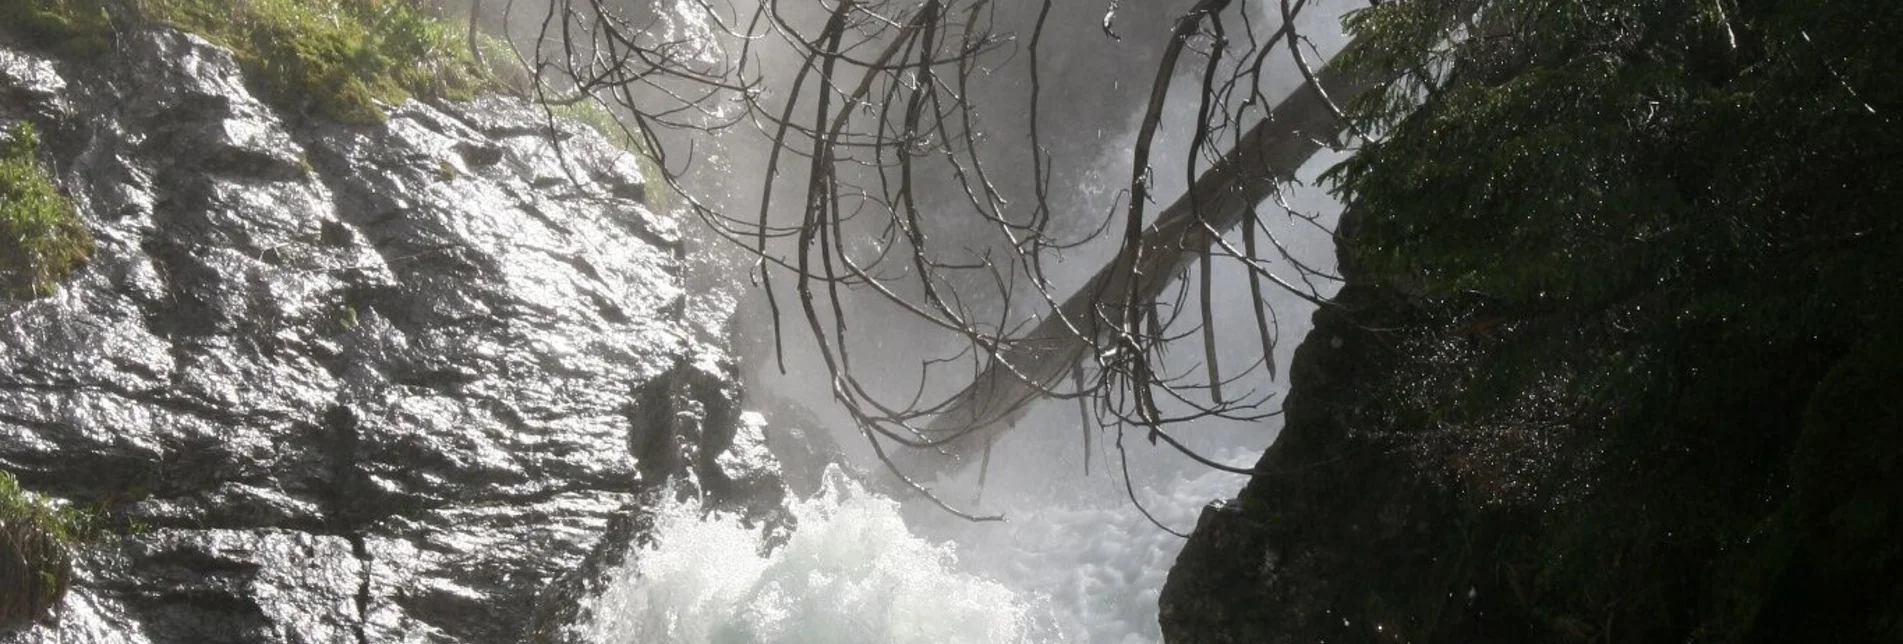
[585,467,1062,644]
[584,156,1342,640]
[581,1,1353,641]
[585,456,1263,643]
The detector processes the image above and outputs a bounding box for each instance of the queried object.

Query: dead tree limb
[913,57,1373,471]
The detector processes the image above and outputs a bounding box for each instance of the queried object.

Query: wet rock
[1159,284,1468,644]
[0,26,762,644]
[1161,212,1899,641]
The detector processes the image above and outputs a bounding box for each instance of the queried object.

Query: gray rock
[0,26,765,644]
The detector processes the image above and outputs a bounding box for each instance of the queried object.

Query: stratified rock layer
[0,27,759,643]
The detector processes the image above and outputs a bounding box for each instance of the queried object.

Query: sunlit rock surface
[0,27,760,643]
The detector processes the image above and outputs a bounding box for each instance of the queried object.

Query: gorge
[3,1,1900,643]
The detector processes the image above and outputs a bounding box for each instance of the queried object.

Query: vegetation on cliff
[2,0,510,123]
[0,470,94,628]
[3,0,667,212]
[3,0,668,205]
[146,0,495,123]
[1280,0,1902,640]
[0,122,91,299]
[0,0,113,56]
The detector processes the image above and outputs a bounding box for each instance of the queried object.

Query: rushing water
[582,1,1354,640]
[588,160,1341,643]
[585,467,1063,644]
[585,456,1258,644]
[911,452,1259,643]
[587,144,1343,644]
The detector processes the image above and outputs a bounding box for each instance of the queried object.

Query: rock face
[1161,194,1900,640]
[1158,283,1483,644]
[0,27,767,643]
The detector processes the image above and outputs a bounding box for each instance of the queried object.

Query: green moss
[1,0,528,124]
[139,0,492,124]
[471,30,533,96]
[1305,1,1903,639]
[0,0,113,56]
[552,101,671,210]
[0,122,93,299]
[0,470,93,628]
[0,0,114,56]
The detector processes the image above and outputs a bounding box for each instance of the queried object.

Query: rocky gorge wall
[1161,160,1901,643]
[1158,229,1903,643]
[0,24,777,643]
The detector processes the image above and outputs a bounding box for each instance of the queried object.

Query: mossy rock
[142,0,491,124]
[0,0,115,57]
[551,100,670,210]
[1,0,520,124]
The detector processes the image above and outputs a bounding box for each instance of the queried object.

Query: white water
[585,458,1257,644]
[581,1,1355,640]
[912,453,1258,643]
[586,467,1064,644]
[587,146,1345,644]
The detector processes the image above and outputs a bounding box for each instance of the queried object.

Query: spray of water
[586,466,1062,644]
[570,1,1358,641]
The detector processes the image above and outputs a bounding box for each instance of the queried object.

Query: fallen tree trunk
[913,60,1372,469]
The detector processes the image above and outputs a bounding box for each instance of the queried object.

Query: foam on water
[586,467,1059,644]
[587,439,1257,643]
[932,464,1249,643]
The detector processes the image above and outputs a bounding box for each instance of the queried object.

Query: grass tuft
[0,1,664,196]
[0,0,114,56]
[142,0,491,123]
[0,0,524,123]
[0,470,93,628]
[552,101,671,211]
[0,122,93,299]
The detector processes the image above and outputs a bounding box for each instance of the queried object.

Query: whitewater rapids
[584,450,1251,644]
